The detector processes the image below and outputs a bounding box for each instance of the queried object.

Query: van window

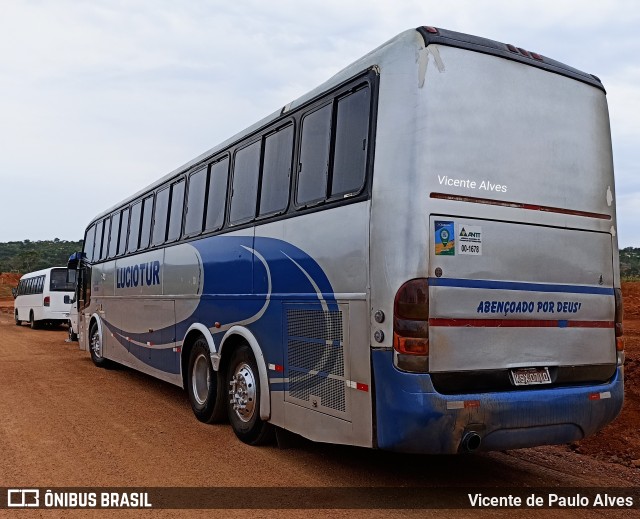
[50,269,74,292]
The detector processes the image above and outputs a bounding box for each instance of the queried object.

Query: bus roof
[86,26,605,228]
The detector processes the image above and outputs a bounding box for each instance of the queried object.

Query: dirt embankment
[0,272,20,300]
[567,282,640,469]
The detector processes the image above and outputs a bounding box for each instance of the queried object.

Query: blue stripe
[430,277,614,295]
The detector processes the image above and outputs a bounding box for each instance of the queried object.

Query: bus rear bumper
[372,349,624,454]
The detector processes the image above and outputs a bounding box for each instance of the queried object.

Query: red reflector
[506,44,518,53]
[275,364,284,373]
[464,400,480,408]
[589,393,600,401]
[424,26,438,34]
[616,337,625,352]
[356,383,369,392]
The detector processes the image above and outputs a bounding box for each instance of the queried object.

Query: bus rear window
[50,269,74,292]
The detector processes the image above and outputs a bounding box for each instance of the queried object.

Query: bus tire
[187,337,226,424]
[89,322,111,368]
[15,311,21,326]
[226,344,274,446]
[29,311,39,330]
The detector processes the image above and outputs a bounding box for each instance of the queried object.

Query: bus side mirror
[67,251,86,273]
[11,287,17,299]
[64,295,76,304]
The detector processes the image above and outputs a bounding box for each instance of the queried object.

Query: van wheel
[14,311,21,326]
[226,344,274,445]
[89,322,111,368]
[187,337,226,424]
[29,311,39,330]
[68,321,78,341]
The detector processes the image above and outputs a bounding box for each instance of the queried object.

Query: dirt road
[0,294,638,517]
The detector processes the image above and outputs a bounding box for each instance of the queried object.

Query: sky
[0,0,638,247]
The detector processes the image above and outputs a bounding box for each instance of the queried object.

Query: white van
[13,267,75,329]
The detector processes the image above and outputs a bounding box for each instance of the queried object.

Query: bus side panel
[253,203,373,447]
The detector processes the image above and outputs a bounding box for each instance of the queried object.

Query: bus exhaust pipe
[461,432,482,453]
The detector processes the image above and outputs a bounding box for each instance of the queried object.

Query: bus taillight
[43,296,50,307]
[393,278,429,372]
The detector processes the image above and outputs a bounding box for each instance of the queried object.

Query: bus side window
[39,275,45,294]
[230,141,260,224]
[296,103,331,206]
[259,124,293,216]
[139,195,154,250]
[205,157,229,232]
[127,201,143,252]
[152,187,170,246]
[184,167,207,236]
[94,219,105,262]
[101,217,111,261]
[108,212,121,258]
[84,225,96,263]
[167,179,185,242]
[118,207,130,255]
[330,86,370,198]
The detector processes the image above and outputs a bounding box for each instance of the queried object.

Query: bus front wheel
[226,344,274,445]
[187,337,226,424]
[89,323,111,368]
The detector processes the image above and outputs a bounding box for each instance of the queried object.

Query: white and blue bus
[69,26,624,453]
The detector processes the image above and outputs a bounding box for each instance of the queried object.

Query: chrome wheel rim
[192,352,211,406]
[90,329,102,359]
[229,362,256,423]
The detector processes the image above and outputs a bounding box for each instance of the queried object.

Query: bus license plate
[510,367,551,386]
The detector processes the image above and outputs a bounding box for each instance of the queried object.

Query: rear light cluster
[43,296,50,307]
[614,288,624,357]
[393,278,429,372]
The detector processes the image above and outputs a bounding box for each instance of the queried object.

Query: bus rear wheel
[187,337,226,424]
[15,311,21,326]
[226,344,274,445]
